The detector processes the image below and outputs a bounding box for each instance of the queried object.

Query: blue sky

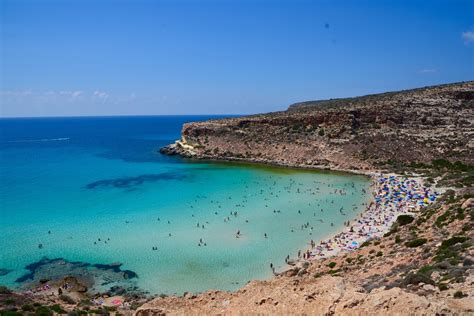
[1,0,473,117]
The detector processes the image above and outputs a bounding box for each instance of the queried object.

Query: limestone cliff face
[161,82,474,171]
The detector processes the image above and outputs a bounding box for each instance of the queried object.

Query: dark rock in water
[85,172,187,190]
[15,257,90,283]
[15,257,139,295]
[93,262,123,272]
[92,263,138,279]
[0,268,12,276]
[123,270,138,279]
[63,276,88,293]
[108,285,126,296]
[159,144,178,155]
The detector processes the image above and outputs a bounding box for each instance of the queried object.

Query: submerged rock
[15,257,139,295]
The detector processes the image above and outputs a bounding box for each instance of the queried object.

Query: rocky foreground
[143,82,474,315]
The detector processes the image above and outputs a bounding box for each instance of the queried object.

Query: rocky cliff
[161,82,474,172]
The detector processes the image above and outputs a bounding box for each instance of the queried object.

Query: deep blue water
[0,116,370,294]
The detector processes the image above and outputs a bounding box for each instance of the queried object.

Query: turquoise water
[0,116,370,295]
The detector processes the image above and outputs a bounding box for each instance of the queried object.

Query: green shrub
[435,210,451,228]
[3,299,15,305]
[453,291,466,299]
[418,265,433,274]
[34,306,53,316]
[328,269,340,275]
[327,262,336,268]
[0,311,22,316]
[313,272,323,278]
[434,236,470,262]
[397,215,415,226]
[441,236,468,248]
[438,283,448,291]
[49,304,66,314]
[21,305,35,312]
[376,251,383,257]
[405,238,427,248]
[59,294,75,304]
[395,235,402,244]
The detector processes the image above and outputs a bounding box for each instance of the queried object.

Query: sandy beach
[301,173,440,260]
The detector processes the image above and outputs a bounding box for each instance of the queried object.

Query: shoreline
[296,173,438,262]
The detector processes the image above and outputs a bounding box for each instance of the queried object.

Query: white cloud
[71,91,83,98]
[462,31,474,44]
[0,90,32,96]
[418,69,437,74]
[93,90,109,104]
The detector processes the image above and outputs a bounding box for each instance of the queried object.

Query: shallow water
[0,116,370,295]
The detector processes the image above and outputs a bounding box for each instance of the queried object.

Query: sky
[0,0,473,117]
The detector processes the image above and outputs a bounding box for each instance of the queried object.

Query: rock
[108,285,126,296]
[282,267,300,277]
[422,284,436,291]
[463,257,474,266]
[461,198,473,210]
[159,144,178,155]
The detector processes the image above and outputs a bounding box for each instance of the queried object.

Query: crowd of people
[308,174,439,259]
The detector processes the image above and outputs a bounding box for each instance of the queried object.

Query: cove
[0,116,371,295]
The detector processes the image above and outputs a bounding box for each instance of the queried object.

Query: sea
[0,115,371,295]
